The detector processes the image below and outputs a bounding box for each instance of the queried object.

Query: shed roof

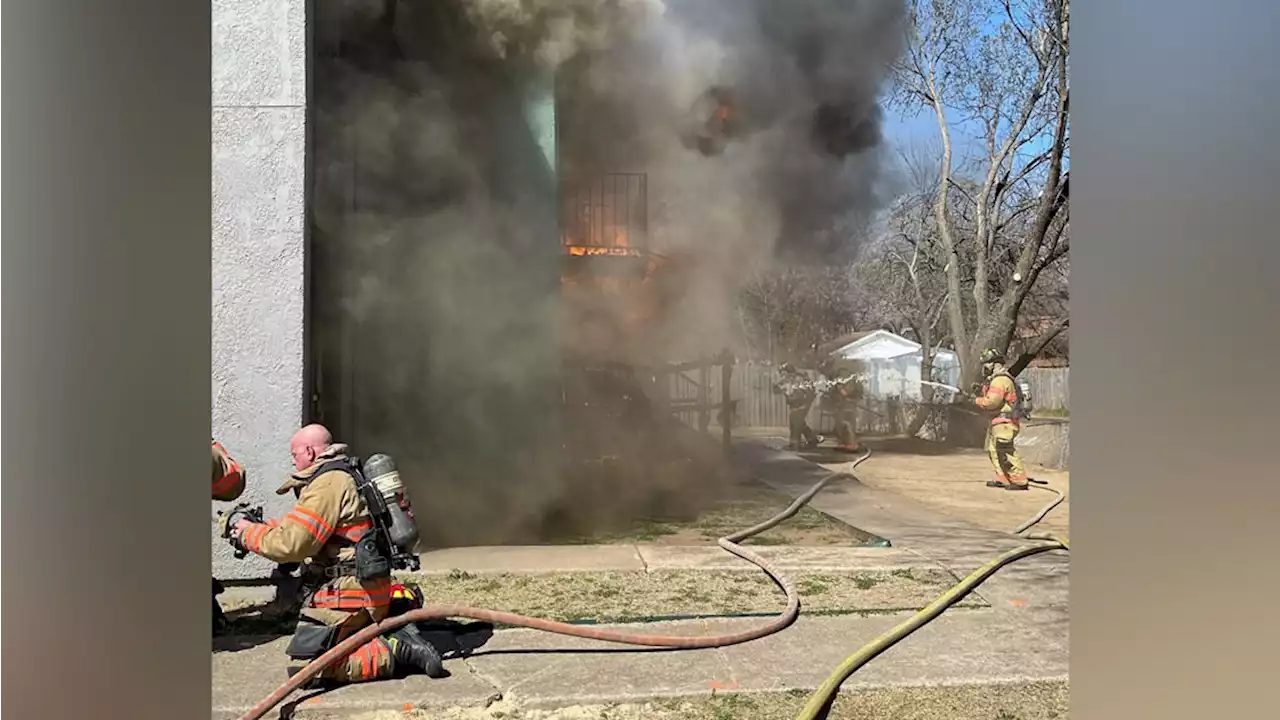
[827,329,957,362]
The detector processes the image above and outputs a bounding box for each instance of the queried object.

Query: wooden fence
[1022,367,1069,412]
[658,360,936,438]
[659,361,1069,437]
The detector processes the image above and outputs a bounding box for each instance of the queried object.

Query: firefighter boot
[213,578,228,634]
[387,624,446,679]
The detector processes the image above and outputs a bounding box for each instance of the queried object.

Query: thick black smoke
[545,0,905,264]
[307,0,905,545]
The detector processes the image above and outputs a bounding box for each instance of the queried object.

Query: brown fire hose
[236,448,874,720]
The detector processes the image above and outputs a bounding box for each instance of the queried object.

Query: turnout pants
[287,577,395,684]
[985,421,1027,486]
[788,406,819,447]
[834,406,859,449]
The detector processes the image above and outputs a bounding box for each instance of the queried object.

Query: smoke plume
[308,0,904,546]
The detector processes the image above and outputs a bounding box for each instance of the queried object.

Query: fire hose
[237,446,1067,720]
[794,482,1068,720]
[237,449,875,720]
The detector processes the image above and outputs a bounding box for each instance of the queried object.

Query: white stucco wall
[211,0,308,579]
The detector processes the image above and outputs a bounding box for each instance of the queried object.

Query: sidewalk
[736,440,1069,642]
[408,543,940,575]
[214,611,1067,719]
[212,438,1069,719]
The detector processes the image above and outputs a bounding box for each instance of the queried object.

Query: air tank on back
[361,453,420,552]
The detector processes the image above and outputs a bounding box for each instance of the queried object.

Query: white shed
[826,329,961,401]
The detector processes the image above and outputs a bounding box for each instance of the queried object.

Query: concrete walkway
[409,543,940,575]
[736,440,1069,643]
[211,439,1069,719]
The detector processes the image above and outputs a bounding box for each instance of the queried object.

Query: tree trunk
[928,93,971,381]
[904,324,936,438]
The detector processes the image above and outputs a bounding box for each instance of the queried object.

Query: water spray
[919,380,962,394]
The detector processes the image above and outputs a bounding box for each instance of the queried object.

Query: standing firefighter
[821,361,864,453]
[212,439,246,633]
[774,363,822,451]
[222,424,444,686]
[973,349,1030,490]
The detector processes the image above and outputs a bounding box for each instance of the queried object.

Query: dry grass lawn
[220,566,983,637]
[398,567,981,624]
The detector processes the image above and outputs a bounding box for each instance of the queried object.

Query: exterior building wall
[211,0,308,579]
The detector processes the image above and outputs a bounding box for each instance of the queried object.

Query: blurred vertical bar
[5,1,211,716]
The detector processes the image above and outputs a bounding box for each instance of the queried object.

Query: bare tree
[738,263,873,364]
[891,0,1070,386]
[856,139,955,434]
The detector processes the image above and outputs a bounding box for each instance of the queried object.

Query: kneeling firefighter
[221,424,444,685]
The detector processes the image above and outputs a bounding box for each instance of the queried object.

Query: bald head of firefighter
[290,424,333,471]
[973,349,1029,490]
[226,424,445,686]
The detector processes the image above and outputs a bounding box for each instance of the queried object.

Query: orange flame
[564,245,643,257]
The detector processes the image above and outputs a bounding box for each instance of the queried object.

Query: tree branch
[1037,209,1070,268]
[972,35,1053,323]
[995,197,1041,234]
[947,178,976,206]
[998,148,1052,203]
[1008,317,1069,376]
[1003,0,1040,62]
[1008,50,1069,312]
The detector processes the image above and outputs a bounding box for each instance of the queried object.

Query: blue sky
[885,108,989,155]
[880,96,1063,190]
[876,5,1067,184]
[879,106,987,187]
[884,109,946,150]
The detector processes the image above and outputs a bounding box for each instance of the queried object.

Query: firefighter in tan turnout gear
[774,363,823,450]
[212,439,247,501]
[212,439,247,633]
[224,424,445,685]
[821,360,864,453]
[973,349,1030,490]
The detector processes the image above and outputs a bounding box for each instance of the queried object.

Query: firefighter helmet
[389,584,425,616]
[979,348,1005,365]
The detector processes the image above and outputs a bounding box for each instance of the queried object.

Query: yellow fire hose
[794,483,1069,720]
